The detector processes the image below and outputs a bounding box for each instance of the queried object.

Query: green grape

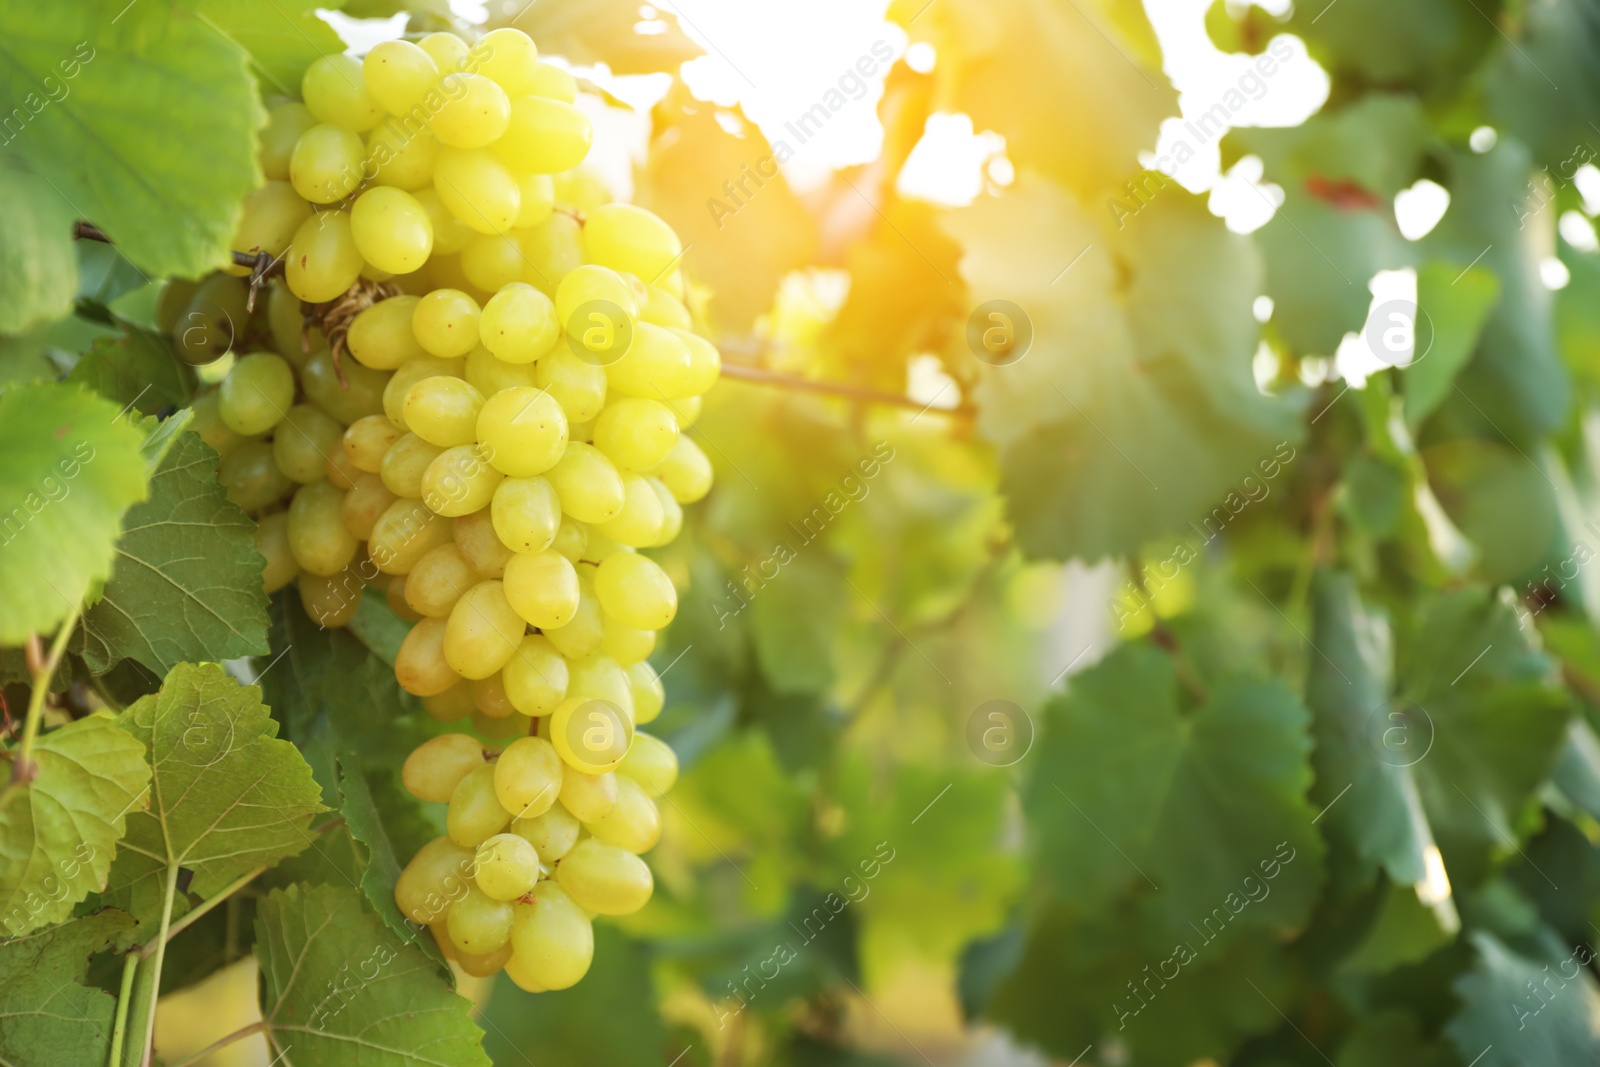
[566,654,633,715]
[266,280,315,365]
[383,356,466,427]
[156,277,199,335]
[550,694,633,775]
[582,203,683,284]
[641,285,692,329]
[447,762,511,846]
[479,283,559,364]
[370,497,454,574]
[288,482,359,577]
[514,172,556,228]
[432,72,511,148]
[301,348,391,424]
[594,551,677,630]
[490,476,561,554]
[259,101,317,181]
[435,146,521,234]
[618,731,677,797]
[176,272,250,367]
[493,736,564,820]
[403,733,488,802]
[286,210,365,303]
[556,768,617,823]
[511,804,580,863]
[362,39,440,114]
[351,187,434,274]
[404,375,486,447]
[415,187,475,255]
[368,121,441,192]
[395,836,475,925]
[389,577,423,622]
[520,213,583,296]
[545,443,625,524]
[381,433,445,498]
[544,564,605,659]
[554,264,637,338]
[343,414,405,471]
[465,345,541,395]
[413,288,483,357]
[349,296,427,370]
[509,881,593,990]
[419,31,471,73]
[474,673,520,720]
[253,417,308,488]
[342,473,399,541]
[672,327,722,396]
[325,446,363,490]
[299,563,367,628]
[219,352,294,436]
[586,776,661,854]
[555,838,652,915]
[231,181,312,270]
[579,527,629,563]
[302,53,384,131]
[648,478,682,546]
[502,634,570,716]
[493,96,592,174]
[273,404,344,484]
[424,684,478,724]
[255,512,299,594]
[444,580,527,679]
[533,347,608,423]
[550,517,589,563]
[475,708,530,739]
[553,168,611,212]
[405,543,479,617]
[447,883,514,954]
[600,622,655,666]
[606,322,696,398]
[475,831,542,900]
[478,387,568,476]
[455,508,515,577]
[460,232,527,292]
[424,445,505,517]
[289,123,364,204]
[598,473,665,547]
[476,27,540,95]
[627,660,665,725]
[504,549,580,630]
[528,61,577,103]
[456,943,514,979]
[190,391,246,458]
[654,434,713,503]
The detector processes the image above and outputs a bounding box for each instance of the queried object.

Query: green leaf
[102,663,325,940]
[0,167,78,333]
[336,748,419,943]
[0,1,264,279]
[75,240,149,309]
[944,175,1300,560]
[1339,879,1457,975]
[1404,261,1500,426]
[193,0,343,98]
[0,382,149,645]
[66,326,195,418]
[0,909,134,1065]
[0,716,150,936]
[749,552,844,695]
[254,882,490,1065]
[492,0,703,74]
[1024,642,1324,938]
[78,425,269,675]
[1447,931,1600,1067]
[1482,0,1600,166]
[1281,0,1497,93]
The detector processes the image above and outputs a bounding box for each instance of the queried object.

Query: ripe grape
[432,73,511,148]
[479,284,559,364]
[219,353,295,436]
[273,404,344,484]
[259,101,317,181]
[302,53,383,132]
[343,414,405,471]
[300,349,390,424]
[493,736,564,819]
[351,187,434,274]
[503,550,579,630]
[501,635,569,716]
[493,96,592,174]
[556,768,617,823]
[395,836,475,925]
[447,884,514,953]
[419,31,471,73]
[371,498,454,574]
[598,473,666,547]
[593,551,677,630]
[454,508,515,578]
[298,568,365,628]
[655,434,713,503]
[443,580,527,679]
[475,832,542,900]
[342,474,399,541]
[286,210,365,302]
[476,28,540,96]
[403,733,487,803]
[627,661,665,724]
[384,356,466,428]
[534,347,608,423]
[255,512,299,594]
[447,763,512,846]
[555,838,652,915]
[550,694,632,775]
[490,476,561,554]
[465,346,542,395]
[511,804,580,864]
[618,732,677,797]
[232,181,312,269]
[381,433,445,498]
[423,445,504,516]
[413,289,482,358]
[405,543,478,617]
[289,124,364,204]
[545,443,624,524]
[404,376,486,447]
[583,203,683,284]
[368,121,441,192]
[593,397,679,472]
[362,39,439,114]
[586,777,661,854]
[434,147,521,234]
[478,387,567,476]
[509,882,593,990]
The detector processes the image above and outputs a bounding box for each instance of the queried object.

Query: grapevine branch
[9,609,80,786]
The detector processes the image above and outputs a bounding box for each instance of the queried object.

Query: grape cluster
[171,26,716,992]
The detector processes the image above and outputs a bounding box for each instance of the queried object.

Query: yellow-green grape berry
[381,433,445,498]
[654,434,713,503]
[550,694,633,775]
[395,616,459,696]
[443,580,527,680]
[490,476,561,554]
[627,660,665,725]
[432,72,511,148]
[395,836,475,925]
[545,443,625,525]
[302,53,384,131]
[579,527,629,564]
[592,397,679,472]
[423,445,504,517]
[273,404,344,484]
[474,831,542,901]
[555,264,637,342]
[502,634,570,716]
[259,101,317,181]
[343,473,398,541]
[405,542,479,618]
[416,187,475,255]
[460,232,528,293]
[511,804,580,864]
[520,213,583,296]
[480,283,559,364]
[598,473,665,548]
[349,297,428,371]
[600,622,656,666]
[220,441,293,513]
[434,146,521,234]
[256,512,299,594]
[455,507,515,578]
[544,564,605,660]
[534,347,608,423]
[473,672,518,719]
[493,736,564,820]
[351,187,434,275]
[423,685,478,725]
[566,653,632,713]
[556,768,617,823]
[404,375,485,448]
[606,322,695,399]
[508,881,593,990]
[231,181,312,272]
[413,288,482,358]
[219,352,295,436]
[403,733,488,803]
[286,210,365,303]
[618,731,677,797]
[447,883,514,954]
[383,356,466,429]
[527,61,577,103]
[447,762,511,846]
[191,391,245,459]
[288,482,359,576]
[362,38,439,114]
[641,285,692,329]
[550,517,589,563]
[493,96,593,174]
[298,568,364,629]
[672,328,722,397]
[344,414,406,473]
[419,31,471,72]
[465,345,542,395]
[582,203,683,284]
[648,479,683,546]
[514,172,556,228]
[368,121,441,192]
[173,274,248,366]
[301,349,391,425]
[503,549,579,630]
[586,776,661,854]
[593,551,677,630]
[555,838,652,916]
[478,387,568,477]
[289,123,364,204]
[476,27,540,96]
[370,497,454,575]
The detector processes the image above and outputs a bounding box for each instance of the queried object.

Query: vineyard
[3,0,1600,1065]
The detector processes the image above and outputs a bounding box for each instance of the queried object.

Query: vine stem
[11,609,81,785]
[138,864,182,1066]
[107,954,138,1067]
[138,863,270,960]
[166,1021,267,1067]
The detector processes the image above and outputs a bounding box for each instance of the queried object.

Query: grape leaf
[74,240,148,309]
[253,882,490,1065]
[193,0,343,98]
[0,909,134,1065]
[1447,931,1600,1067]
[0,716,150,936]
[945,174,1300,561]
[77,426,269,675]
[0,0,264,279]
[1281,0,1498,93]
[1482,0,1600,166]
[66,326,195,418]
[101,663,325,940]
[336,748,420,943]
[491,0,703,74]
[0,166,78,334]
[0,382,149,645]
[1404,261,1500,426]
